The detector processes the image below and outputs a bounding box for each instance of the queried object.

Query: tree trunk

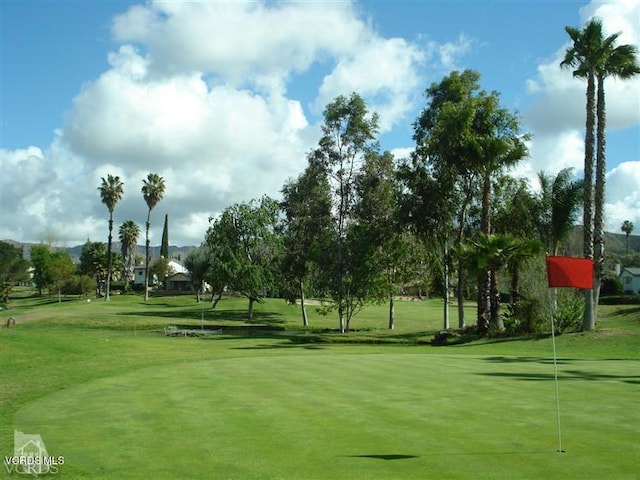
[477,269,490,334]
[106,215,113,302]
[457,265,465,329]
[455,178,472,329]
[443,242,450,330]
[477,171,492,333]
[489,269,503,331]
[299,279,308,327]
[144,217,151,302]
[248,297,255,320]
[510,267,521,321]
[211,288,223,308]
[388,293,395,330]
[592,73,606,327]
[582,72,596,331]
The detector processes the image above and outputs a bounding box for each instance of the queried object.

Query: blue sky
[1,0,639,246]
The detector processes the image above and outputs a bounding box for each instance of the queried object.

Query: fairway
[1,295,639,479]
[9,345,640,479]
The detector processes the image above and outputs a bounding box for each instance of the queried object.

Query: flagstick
[550,312,564,453]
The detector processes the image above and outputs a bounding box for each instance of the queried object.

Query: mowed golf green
[1,294,639,479]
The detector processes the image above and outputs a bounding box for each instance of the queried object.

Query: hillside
[3,228,638,264]
[1,240,196,263]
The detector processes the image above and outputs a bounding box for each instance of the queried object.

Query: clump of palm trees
[98,173,165,301]
[561,17,639,330]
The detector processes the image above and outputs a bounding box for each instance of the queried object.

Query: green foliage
[149,256,173,287]
[205,196,282,318]
[119,220,141,281]
[30,244,52,295]
[0,242,30,301]
[160,213,169,258]
[600,274,623,296]
[78,241,108,296]
[553,289,585,334]
[313,92,381,332]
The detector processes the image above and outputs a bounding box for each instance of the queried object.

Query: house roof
[166,272,191,281]
[621,267,640,277]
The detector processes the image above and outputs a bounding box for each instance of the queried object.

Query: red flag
[546,256,594,289]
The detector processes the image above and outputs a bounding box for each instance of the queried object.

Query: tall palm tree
[98,174,124,301]
[621,221,634,254]
[593,26,640,310]
[141,173,166,301]
[561,19,600,329]
[119,220,141,283]
[562,18,639,330]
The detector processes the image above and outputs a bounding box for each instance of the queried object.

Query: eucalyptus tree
[352,150,408,329]
[313,92,380,332]
[280,152,332,326]
[562,18,639,329]
[141,173,166,301]
[98,174,124,301]
[408,70,482,329]
[205,196,282,319]
[621,220,634,254]
[410,69,528,333]
[119,220,141,282]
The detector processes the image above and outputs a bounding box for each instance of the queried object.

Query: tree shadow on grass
[479,370,640,383]
[483,356,576,365]
[610,306,640,317]
[343,454,418,461]
[231,341,326,350]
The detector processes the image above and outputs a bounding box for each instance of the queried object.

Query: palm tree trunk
[144,216,151,302]
[489,269,503,331]
[592,73,607,324]
[582,72,596,331]
[106,214,113,301]
[477,270,490,334]
[477,172,492,333]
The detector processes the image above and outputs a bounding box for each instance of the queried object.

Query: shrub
[553,290,584,334]
[600,275,623,296]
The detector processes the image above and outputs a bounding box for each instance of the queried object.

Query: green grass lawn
[1,292,638,479]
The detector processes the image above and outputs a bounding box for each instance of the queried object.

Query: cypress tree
[161,214,169,258]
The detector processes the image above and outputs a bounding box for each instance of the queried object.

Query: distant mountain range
[2,229,638,262]
[1,240,197,262]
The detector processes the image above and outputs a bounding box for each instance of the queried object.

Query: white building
[620,267,640,296]
[133,259,187,286]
